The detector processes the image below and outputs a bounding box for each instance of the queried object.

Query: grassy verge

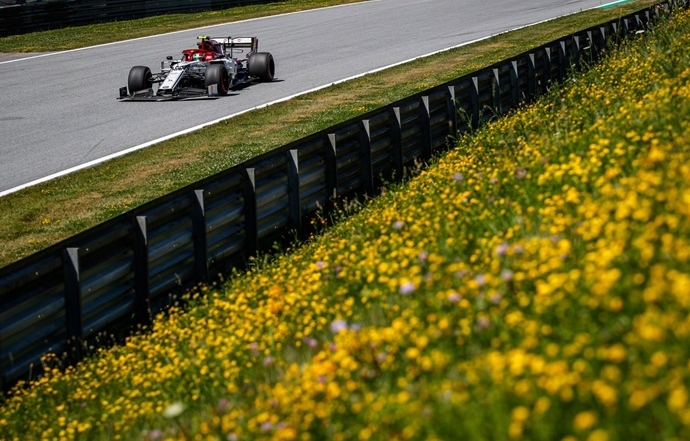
[1,5,689,440]
[0,0,660,269]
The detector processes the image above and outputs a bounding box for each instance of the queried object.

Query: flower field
[2,7,690,441]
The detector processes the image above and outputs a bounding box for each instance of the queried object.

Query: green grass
[1,5,689,440]
[0,0,661,268]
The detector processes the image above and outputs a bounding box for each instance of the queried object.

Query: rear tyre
[248,52,275,82]
[127,66,152,94]
[205,64,229,95]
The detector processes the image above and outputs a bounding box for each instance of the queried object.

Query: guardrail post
[287,149,302,236]
[360,120,374,195]
[447,85,458,139]
[573,35,582,71]
[133,216,150,326]
[558,40,567,81]
[325,133,338,214]
[192,189,209,283]
[492,68,502,114]
[544,46,553,85]
[63,247,83,362]
[243,168,258,257]
[528,53,538,100]
[587,28,603,65]
[610,22,620,45]
[392,107,404,178]
[640,9,652,29]
[510,60,520,106]
[588,30,596,61]
[420,96,433,159]
[470,76,480,130]
[599,23,612,55]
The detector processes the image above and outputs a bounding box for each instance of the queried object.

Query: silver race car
[118,35,275,101]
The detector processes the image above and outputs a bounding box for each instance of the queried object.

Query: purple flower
[500,269,514,282]
[495,243,509,257]
[453,172,464,182]
[316,260,326,270]
[447,292,462,303]
[392,220,404,230]
[330,319,348,334]
[217,398,230,413]
[261,421,274,432]
[399,281,416,295]
[250,342,260,356]
[302,336,319,350]
[148,429,163,441]
[263,356,275,366]
[475,316,491,331]
[515,167,526,179]
[418,251,429,263]
[474,274,486,287]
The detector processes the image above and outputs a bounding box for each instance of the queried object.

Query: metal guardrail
[0,0,286,37]
[0,0,683,393]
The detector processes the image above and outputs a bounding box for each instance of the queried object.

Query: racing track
[0,0,621,194]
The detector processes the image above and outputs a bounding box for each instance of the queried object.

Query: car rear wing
[198,35,259,57]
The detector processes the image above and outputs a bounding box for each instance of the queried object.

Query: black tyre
[248,52,275,82]
[205,63,229,95]
[127,66,152,94]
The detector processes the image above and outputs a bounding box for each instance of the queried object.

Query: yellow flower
[587,429,609,441]
[511,406,530,422]
[573,411,598,430]
[668,386,688,413]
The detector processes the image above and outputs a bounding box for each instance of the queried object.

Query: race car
[118,35,275,101]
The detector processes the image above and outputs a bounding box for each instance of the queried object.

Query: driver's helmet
[192,53,203,62]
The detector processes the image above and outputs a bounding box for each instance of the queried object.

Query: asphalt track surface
[0,0,620,194]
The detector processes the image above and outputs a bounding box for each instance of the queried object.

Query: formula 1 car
[118,35,275,101]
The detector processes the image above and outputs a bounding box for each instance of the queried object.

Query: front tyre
[127,66,152,94]
[248,52,275,82]
[205,64,229,96]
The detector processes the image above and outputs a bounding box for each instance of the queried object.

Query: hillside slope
[1,6,690,441]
